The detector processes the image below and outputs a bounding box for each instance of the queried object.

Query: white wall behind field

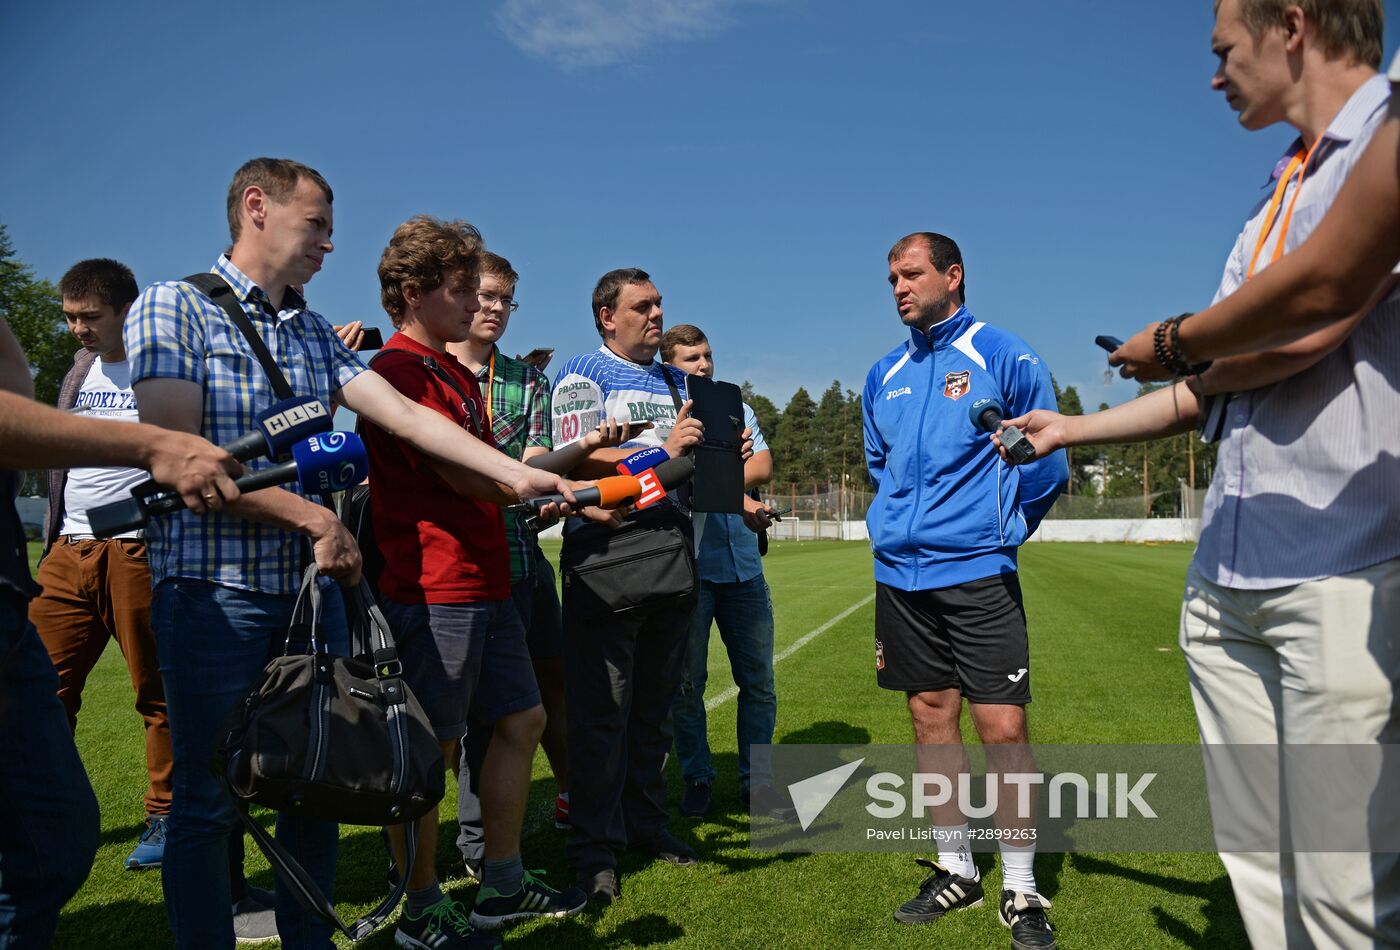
[765,518,1200,544]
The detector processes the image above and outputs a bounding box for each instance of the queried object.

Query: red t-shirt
[362,332,510,604]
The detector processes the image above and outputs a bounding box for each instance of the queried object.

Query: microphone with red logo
[508,455,695,517]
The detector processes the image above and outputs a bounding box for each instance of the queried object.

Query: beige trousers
[1181,556,1400,949]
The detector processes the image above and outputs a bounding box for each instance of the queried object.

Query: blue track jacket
[863,306,1068,591]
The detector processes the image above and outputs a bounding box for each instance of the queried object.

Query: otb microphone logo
[315,432,348,453]
[296,432,367,492]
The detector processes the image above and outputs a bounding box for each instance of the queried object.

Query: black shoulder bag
[214,567,444,940]
[559,366,697,615]
[185,274,442,938]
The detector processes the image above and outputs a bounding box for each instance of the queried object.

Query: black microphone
[88,432,369,538]
[222,396,332,462]
[509,456,697,516]
[969,397,1037,464]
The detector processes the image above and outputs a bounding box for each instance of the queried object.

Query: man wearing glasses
[446,253,575,875]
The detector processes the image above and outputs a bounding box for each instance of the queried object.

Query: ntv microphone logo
[264,401,329,436]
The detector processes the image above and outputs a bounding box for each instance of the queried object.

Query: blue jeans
[671,575,776,792]
[152,578,348,950]
[0,593,99,948]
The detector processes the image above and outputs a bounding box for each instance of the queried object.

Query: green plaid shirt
[474,346,553,581]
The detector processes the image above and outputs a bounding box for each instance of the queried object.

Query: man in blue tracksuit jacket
[864,232,1066,950]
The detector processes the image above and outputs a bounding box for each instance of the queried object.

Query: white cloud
[494,0,763,69]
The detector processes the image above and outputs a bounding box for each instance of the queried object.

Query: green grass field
[39,540,1247,949]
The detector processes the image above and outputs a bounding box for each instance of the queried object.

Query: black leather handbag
[214,566,443,939]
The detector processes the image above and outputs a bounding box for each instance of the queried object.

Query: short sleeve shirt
[124,256,367,595]
[551,346,687,535]
[473,346,552,582]
[362,332,509,605]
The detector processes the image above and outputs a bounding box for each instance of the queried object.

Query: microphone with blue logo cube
[87,431,368,538]
[969,397,1037,464]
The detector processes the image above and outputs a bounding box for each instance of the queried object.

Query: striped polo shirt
[1195,75,1400,589]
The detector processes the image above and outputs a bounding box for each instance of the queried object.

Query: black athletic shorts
[874,574,1031,704]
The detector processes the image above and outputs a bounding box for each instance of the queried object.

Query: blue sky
[3,1,1397,410]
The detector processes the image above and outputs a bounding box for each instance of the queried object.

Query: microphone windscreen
[615,445,669,476]
[259,397,332,458]
[654,456,696,490]
[593,474,643,508]
[290,431,369,493]
[968,397,1005,432]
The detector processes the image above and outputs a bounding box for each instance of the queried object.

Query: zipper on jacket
[907,338,932,589]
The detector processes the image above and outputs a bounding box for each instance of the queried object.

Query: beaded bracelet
[1151,314,1212,376]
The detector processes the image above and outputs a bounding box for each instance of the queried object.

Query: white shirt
[1194,76,1400,589]
[60,359,147,538]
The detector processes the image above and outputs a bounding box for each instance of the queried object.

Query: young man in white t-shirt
[31,260,173,871]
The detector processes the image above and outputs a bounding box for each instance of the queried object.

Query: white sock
[999,841,1036,894]
[934,824,975,878]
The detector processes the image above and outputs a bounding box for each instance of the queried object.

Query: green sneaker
[469,869,588,930]
[394,897,500,949]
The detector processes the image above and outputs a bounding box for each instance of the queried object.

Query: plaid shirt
[473,345,553,582]
[125,256,367,595]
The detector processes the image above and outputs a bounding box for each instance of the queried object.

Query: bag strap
[661,367,692,510]
[662,365,683,412]
[223,780,417,941]
[183,272,295,399]
[420,353,485,438]
[285,564,324,655]
[184,271,340,526]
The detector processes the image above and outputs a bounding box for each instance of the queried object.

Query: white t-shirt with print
[60,359,147,538]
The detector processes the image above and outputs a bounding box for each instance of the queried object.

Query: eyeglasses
[478,291,519,313]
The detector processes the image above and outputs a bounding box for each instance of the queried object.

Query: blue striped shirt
[125,256,367,594]
[1196,75,1400,589]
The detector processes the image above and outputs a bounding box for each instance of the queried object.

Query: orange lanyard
[484,348,496,426]
[1246,143,1318,279]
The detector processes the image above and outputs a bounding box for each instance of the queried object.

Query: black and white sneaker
[893,859,984,924]
[999,890,1056,949]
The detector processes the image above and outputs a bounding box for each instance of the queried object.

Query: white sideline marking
[703,592,876,712]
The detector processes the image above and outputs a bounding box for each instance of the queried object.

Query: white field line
[703,591,876,712]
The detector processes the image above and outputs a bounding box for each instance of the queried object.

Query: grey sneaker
[578,866,620,905]
[232,885,278,944]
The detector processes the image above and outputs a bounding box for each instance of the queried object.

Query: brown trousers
[29,538,171,816]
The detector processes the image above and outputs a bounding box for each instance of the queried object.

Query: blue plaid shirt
[125,256,367,594]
